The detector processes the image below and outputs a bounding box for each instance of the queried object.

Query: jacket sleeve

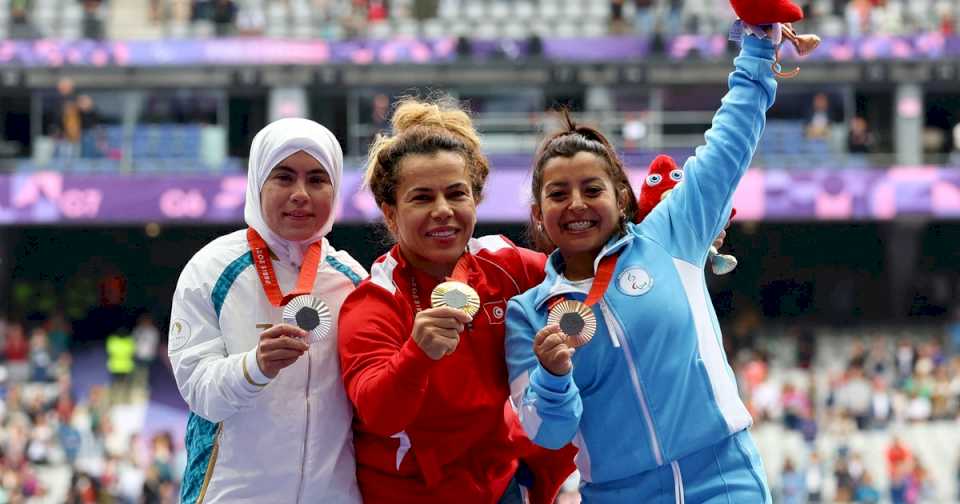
[168,261,270,423]
[639,35,778,265]
[505,299,582,450]
[338,284,437,436]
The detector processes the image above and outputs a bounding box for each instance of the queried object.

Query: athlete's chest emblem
[617,267,654,296]
[483,300,507,324]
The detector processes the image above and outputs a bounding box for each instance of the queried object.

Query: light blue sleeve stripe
[211,252,254,319]
[180,412,220,504]
[325,255,363,286]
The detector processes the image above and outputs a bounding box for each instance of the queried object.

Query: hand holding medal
[408,259,478,360]
[536,252,620,375]
[255,323,310,379]
[247,228,331,378]
[534,324,576,376]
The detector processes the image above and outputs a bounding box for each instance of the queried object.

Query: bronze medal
[547,300,597,348]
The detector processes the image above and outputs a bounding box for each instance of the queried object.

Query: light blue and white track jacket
[505,36,778,486]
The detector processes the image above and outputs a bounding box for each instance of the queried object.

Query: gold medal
[283,295,332,344]
[431,281,480,317]
[547,300,597,348]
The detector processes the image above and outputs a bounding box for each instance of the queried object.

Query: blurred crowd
[0,313,181,503]
[736,311,960,503]
[740,334,960,434]
[7,0,959,41]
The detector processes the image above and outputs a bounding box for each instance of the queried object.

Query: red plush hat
[636,154,739,274]
[635,155,681,223]
[635,154,737,223]
[730,0,804,26]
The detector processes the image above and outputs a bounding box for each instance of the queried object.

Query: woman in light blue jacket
[505,31,780,503]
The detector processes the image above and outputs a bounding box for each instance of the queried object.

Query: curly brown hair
[527,109,639,253]
[363,96,490,212]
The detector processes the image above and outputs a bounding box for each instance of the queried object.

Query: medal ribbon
[246,228,322,307]
[547,252,621,311]
[448,253,472,284]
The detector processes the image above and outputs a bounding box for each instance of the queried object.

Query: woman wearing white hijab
[169,118,366,504]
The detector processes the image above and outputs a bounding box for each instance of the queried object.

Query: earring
[537,222,543,233]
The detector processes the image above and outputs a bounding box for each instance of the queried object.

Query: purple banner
[0,34,957,67]
[2,167,959,225]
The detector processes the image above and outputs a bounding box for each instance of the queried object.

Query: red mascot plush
[730,0,803,26]
[636,155,739,275]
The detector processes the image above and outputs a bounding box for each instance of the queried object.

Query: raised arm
[641,34,778,265]
[505,300,582,449]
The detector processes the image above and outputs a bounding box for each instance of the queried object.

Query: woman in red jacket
[338,97,575,503]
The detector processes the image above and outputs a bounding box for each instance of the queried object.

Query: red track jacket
[338,236,575,504]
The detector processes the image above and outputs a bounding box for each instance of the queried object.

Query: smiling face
[534,151,625,277]
[260,150,334,242]
[382,151,477,278]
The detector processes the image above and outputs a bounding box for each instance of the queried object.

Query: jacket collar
[387,244,480,294]
[533,230,635,310]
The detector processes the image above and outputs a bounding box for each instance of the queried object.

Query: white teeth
[565,221,594,231]
[428,229,456,238]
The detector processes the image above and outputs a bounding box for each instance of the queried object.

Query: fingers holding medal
[536,301,595,376]
[535,324,575,376]
[410,281,477,361]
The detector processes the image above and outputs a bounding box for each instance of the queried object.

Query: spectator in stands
[3,321,29,383]
[633,0,656,37]
[106,330,135,404]
[27,327,53,383]
[846,0,875,37]
[132,313,159,390]
[412,0,438,21]
[371,93,390,131]
[779,457,806,504]
[887,435,914,477]
[9,0,39,39]
[840,365,872,430]
[848,116,875,154]
[834,454,855,502]
[805,451,825,502]
[610,0,628,34]
[51,78,82,160]
[806,92,832,139]
[854,470,881,503]
[364,0,388,23]
[45,311,72,358]
[870,376,893,428]
[142,431,179,502]
[81,0,106,40]
[210,0,237,37]
[75,94,105,159]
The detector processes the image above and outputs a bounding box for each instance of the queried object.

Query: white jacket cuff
[242,349,272,389]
